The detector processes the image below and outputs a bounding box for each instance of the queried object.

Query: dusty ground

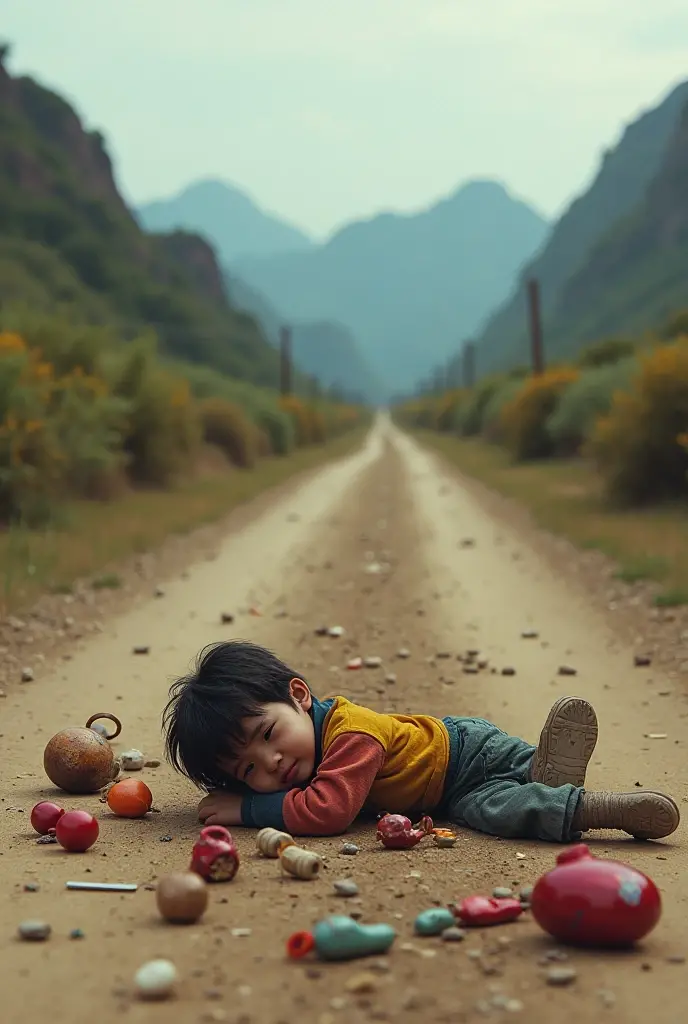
[2,415,688,1024]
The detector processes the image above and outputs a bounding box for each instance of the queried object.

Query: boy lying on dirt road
[163,640,680,843]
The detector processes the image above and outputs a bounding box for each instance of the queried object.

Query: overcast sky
[4,0,688,240]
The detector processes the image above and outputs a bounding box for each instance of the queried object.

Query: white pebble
[135,959,177,1000]
[121,749,145,771]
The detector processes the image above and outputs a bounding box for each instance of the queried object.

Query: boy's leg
[530,696,598,788]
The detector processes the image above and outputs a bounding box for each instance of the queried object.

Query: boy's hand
[198,791,243,826]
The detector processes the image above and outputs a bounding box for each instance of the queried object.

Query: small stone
[36,834,57,845]
[396,648,411,659]
[460,538,475,548]
[144,759,161,768]
[598,990,616,1008]
[154,586,165,598]
[501,667,516,677]
[132,645,150,655]
[521,629,539,639]
[436,651,452,659]
[333,880,359,897]
[121,749,145,771]
[340,843,359,856]
[515,852,526,860]
[493,887,514,898]
[135,959,177,1000]
[666,954,686,964]
[328,626,345,638]
[231,928,251,937]
[20,667,34,683]
[70,928,85,940]
[558,665,577,676]
[385,673,397,684]
[346,658,363,670]
[345,972,378,994]
[519,885,534,904]
[90,722,109,737]
[634,654,652,667]
[330,996,347,1010]
[18,920,51,941]
[433,834,457,848]
[220,612,234,624]
[441,927,466,943]
[23,883,39,892]
[364,656,383,668]
[546,966,577,986]
[645,733,668,740]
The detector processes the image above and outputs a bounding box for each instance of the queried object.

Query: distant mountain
[235,180,548,396]
[547,96,688,347]
[473,80,688,374]
[227,274,382,402]
[137,179,314,263]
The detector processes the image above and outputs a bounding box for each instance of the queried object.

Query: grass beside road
[1,429,367,614]
[417,431,688,607]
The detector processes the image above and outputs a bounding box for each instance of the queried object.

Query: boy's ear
[289,677,312,711]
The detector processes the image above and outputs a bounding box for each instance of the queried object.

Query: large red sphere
[531,844,661,948]
[55,810,99,852]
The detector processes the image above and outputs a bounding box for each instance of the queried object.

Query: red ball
[531,844,661,948]
[30,801,65,835]
[55,809,99,852]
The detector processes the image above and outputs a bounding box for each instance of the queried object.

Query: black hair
[162,639,307,793]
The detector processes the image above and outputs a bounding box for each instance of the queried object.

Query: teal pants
[442,717,583,843]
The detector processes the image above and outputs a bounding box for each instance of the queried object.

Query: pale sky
[3,0,688,240]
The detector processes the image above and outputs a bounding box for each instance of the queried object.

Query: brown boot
[531,696,598,788]
[573,791,680,840]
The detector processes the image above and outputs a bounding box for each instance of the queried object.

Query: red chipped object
[190,825,240,882]
[530,843,661,948]
[376,813,434,849]
[287,931,315,959]
[454,895,524,927]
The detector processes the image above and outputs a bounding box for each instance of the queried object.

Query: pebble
[333,880,359,897]
[493,887,514,899]
[546,966,577,986]
[344,972,378,994]
[231,928,252,937]
[135,959,178,1000]
[396,648,410,659]
[501,667,516,676]
[558,665,577,676]
[441,927,466,943]
[18,920,51,941]
[154,586,165,598]
[20,667,34,682]
[328,626,345,638]
[23,883,39,892]
[121,749,145,771]
[519,885,534,904]
[364,656,383,668]
[634,654,652,667]
[346,658,363,670]
[414,908,455,936]
[220,612,234,624]
[90,722,109,737]
[132,645,150,655]
[144,759,161,768]
[70,928,85,940]
[340,843,359,856]
[521,629,539,639]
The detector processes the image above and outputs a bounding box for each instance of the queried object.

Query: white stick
[66,881,138,892]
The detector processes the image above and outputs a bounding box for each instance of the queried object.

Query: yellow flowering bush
[500,367,580,460]
[588,338,688,504]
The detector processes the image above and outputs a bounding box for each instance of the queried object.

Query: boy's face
[221,678,316,793]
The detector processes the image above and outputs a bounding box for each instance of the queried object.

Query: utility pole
[527,278,545,375]
[462,342,475,389]
[279,325,292,396]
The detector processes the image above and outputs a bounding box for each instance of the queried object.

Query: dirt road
[2,415,687,1023]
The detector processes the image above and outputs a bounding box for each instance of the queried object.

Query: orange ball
[107,778,153,818]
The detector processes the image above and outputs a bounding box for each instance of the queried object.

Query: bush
[199,398,258,469]
[254,404,294,455]
[577,337,636,369]
[546,358,636,455]
[588,338,688,504]
[480,379,525,443]
[499,367,579,460]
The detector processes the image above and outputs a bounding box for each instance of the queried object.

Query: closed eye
[243,762,254,779]
[263,724,274,741]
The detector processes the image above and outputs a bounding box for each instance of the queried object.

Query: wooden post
[527,278,544,375]
[279,325,292,396]
[462,342,475,389]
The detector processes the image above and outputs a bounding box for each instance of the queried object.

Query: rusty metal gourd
[43,713,122,794]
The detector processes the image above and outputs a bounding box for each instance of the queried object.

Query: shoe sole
[532,696,598,789]
[619,791,681,841]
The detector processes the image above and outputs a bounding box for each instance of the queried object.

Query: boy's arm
[241,733,385,835]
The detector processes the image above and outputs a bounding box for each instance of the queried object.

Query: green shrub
[480,379,524,443]
[547,358,636,455]
[199,398,258,468]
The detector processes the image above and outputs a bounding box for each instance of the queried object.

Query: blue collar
[309,695,336,771]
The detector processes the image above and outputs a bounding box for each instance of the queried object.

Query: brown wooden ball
[156,872,209,924]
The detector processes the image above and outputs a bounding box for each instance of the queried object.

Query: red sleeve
[282,732,385,836]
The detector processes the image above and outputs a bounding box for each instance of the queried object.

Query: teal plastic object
[414,907,456,936]
[312,915,396,960]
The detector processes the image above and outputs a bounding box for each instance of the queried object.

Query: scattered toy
[135,959,178,1000]
[376,813,434,849]
[156,872,208,924]
[414,908,455,936]
[190,825,240,882]
[107,779,153,818]
[287,916,396,961]
[347,657,363,670]
[66,881,137,892]
[333,880,359,897]
[256,827,295,857]
[30,801,65,835]
[55,810,99,853]
[530,843,661,948]
[280,845,323,880]
[453,895,524,927]
[43,712,122,794]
